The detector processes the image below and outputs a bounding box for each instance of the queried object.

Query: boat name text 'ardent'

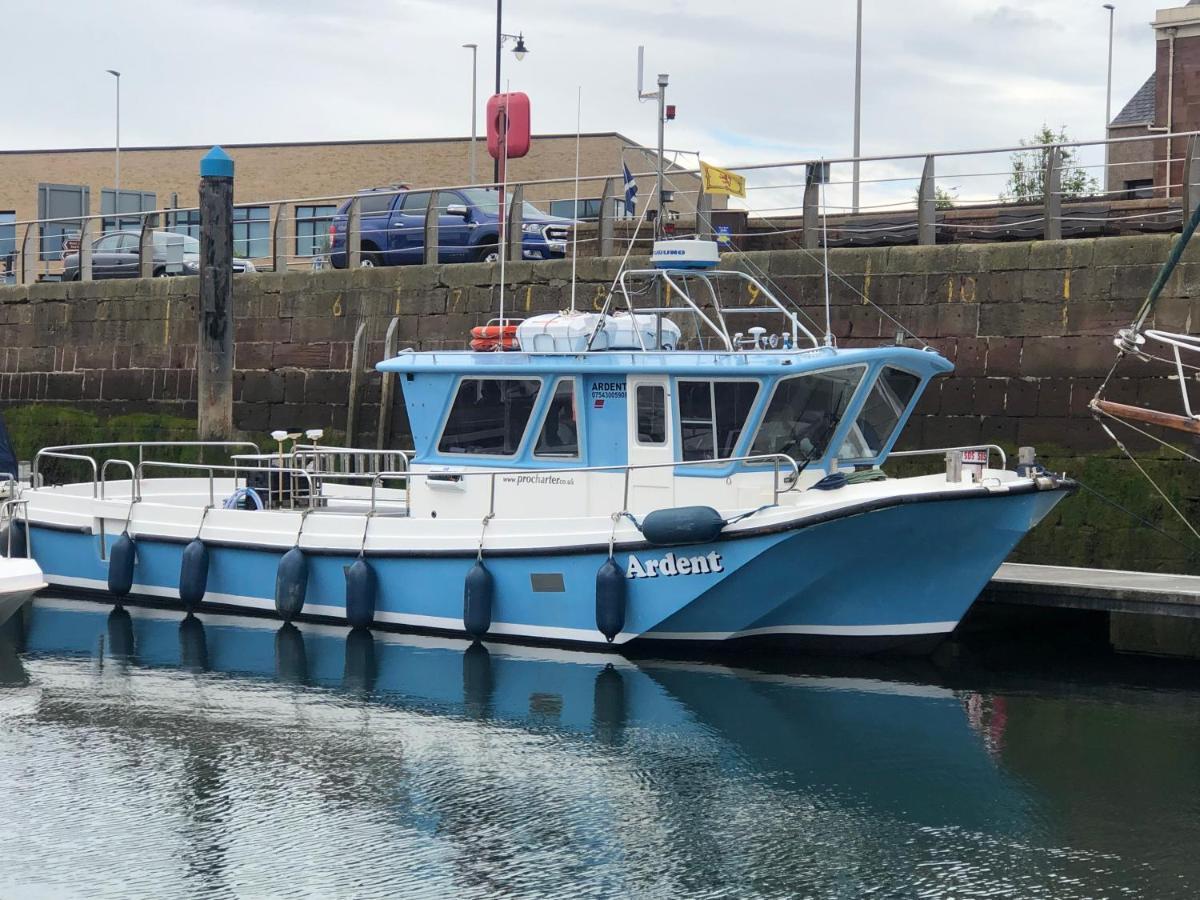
[626,551,724,579]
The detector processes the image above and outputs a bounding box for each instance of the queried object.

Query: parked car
[328,186,572,268]
[61,230,257,280]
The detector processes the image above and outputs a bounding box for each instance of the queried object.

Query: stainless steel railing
[34,441,260,496]
[369,452,802,518]
[8,128,1200,285]
[888,443,1007,470]
[0,498,30,559]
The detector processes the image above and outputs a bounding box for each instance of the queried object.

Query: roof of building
[1111,74,1157,127]
[0,132,642,157]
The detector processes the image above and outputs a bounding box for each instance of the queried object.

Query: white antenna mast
[569,85,582,313]
[820,160,833,348]
[498,80,511,339]
[637,46,668,241]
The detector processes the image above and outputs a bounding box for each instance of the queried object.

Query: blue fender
[274,547,308,622]
[107,533,136,597]
[179,539,210,611]
[345,558,377,630]
[463,560,494,638]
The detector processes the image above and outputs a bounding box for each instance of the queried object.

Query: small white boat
[1,433,45,625]
[0,557,44,627]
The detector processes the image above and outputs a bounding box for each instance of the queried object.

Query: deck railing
[32,442,803,521]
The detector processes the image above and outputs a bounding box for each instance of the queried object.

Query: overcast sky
[5,0,1177,209]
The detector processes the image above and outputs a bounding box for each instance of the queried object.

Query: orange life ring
[470,324,519,351]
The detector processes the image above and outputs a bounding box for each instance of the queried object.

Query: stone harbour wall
[1,235,1198,571]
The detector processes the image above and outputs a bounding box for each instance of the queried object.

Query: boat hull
[0,558,47,628]
[27,485,1069,655]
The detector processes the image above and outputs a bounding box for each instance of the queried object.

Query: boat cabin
[379,346,952,518]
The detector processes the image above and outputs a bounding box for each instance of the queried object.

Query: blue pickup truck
[329,186,572,268]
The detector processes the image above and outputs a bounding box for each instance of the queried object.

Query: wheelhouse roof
[376,346,954,379]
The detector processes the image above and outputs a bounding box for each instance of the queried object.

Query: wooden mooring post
[197,146,235,441]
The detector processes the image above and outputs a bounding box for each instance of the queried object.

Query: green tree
[1003,124,1099,201]
[914,185,957,209]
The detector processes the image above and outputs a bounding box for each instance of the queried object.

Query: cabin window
[678,380,761,462]
[534,378,580,458]
[840,367,921,460]
[438,378,541,456]
[749,366,865,463]
[636,385,667,444]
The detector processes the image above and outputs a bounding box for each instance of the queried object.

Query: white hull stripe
[638,621,959,640]
[46,574,954,642]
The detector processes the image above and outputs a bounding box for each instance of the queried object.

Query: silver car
[62,230,256,280]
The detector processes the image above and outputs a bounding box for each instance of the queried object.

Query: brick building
[0,132,713,270]
[1106,0,1200,198]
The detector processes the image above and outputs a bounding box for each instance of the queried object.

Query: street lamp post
[852,0,862,214]
[106,69,121,223]
[1104,4,1115,191]
[462,43,478,185]
[492,0,528,183]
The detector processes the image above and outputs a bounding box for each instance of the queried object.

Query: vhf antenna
[637,46,668,241]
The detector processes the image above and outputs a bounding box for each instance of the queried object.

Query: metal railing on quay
[8,128,1200,286]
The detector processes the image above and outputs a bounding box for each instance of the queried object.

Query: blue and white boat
[16,240,1072,654]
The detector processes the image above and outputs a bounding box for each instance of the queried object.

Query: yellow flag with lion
[700,161,746,198]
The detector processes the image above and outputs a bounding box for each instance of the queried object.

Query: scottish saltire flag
[623,162,637,215]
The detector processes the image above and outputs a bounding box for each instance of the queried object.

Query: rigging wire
[1072,475,1199,559]
[1093,406,1200,466]
[1094,416,1200,545]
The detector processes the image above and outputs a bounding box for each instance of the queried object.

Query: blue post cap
[200,145,234,178]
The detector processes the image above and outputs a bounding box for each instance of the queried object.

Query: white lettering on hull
[626,551,723,579]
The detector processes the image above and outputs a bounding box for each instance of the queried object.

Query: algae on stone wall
[3,405,201,483]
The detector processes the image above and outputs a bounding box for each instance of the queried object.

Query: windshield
[749,367,865,463]
[459,188,547,219]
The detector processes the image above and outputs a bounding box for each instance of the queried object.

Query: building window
[0,212,14,272]
[1124,179,1154,200]
[678,380,760,462]
[295,204,336,256]
[438,378,542,456]
[101,189,156,232]
[37,183,90,261]
[233,206,270,259]
[168,209,201,240]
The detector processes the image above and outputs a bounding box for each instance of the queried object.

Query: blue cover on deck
[0,410,15,480]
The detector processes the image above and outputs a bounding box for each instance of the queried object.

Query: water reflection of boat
[12,594,1029,833]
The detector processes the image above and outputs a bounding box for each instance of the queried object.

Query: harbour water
[1,596,1198,899]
